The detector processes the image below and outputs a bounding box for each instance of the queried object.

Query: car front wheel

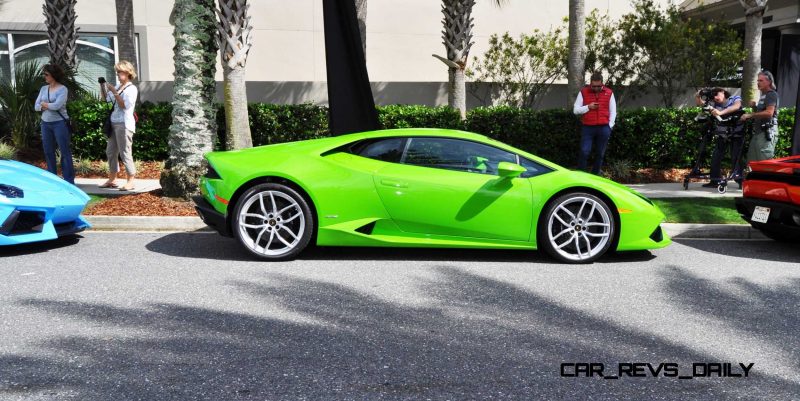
[538,192,616,263]
[232,183,313,260]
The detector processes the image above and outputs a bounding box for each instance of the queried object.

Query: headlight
[0,184,23,198]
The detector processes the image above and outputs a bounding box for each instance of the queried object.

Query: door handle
[380,179,408,188]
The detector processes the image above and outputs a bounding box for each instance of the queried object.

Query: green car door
[373,137,534,241]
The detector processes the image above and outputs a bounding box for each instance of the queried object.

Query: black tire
[232,183,314,261]
[537,192,616,264]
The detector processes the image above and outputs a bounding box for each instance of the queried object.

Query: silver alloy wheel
[546,196,612,262]
[237,190,306,257]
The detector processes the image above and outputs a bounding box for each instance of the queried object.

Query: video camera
[697,87,716,106]
[694,88,719,122]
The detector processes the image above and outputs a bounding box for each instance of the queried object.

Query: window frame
[345,135,553,178]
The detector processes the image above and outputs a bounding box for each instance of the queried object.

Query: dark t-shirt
[756,90,779,125]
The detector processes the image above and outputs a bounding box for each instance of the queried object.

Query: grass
[652,197,745,224]
[87,195,105,207]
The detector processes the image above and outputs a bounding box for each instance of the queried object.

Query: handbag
[55,110,77,134]
[102,112,114,137]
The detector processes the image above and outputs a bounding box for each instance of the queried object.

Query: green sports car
[193,128,670,263]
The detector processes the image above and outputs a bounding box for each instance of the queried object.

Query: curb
[85,216,208,232]
[662,223,766,240]
[84,216,766,240]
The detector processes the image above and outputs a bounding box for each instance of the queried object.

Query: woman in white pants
[99,60,138,191]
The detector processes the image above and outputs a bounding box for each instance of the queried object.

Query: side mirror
[497,161,527,178]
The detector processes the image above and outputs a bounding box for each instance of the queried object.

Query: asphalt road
[0,232,798,401]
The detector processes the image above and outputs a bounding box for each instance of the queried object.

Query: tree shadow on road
[4,266,798,400]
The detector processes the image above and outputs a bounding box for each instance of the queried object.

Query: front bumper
[192,195,231,237]
[735,197,800,237]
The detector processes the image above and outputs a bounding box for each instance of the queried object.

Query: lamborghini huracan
[193,128,670,263]
[0,159,91,245]
[735,155,800,242]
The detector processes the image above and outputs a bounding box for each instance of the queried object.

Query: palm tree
[115,0,138,76]
[355,0,367,56]
[433,0,476,119]
[739,0,768,106]
[160,0,219,198]
[216,0,253,150]
[567,0,585,104]
[42,0,78,70]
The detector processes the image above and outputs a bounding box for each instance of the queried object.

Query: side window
[402,137,517,175]
[349,138,407,163]
[518,157,553,178]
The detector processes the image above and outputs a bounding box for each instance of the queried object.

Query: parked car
[0,159,90,245]
[193,128,671,263]
[735,155,800,241]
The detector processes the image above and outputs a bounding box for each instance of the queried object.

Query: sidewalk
[79,178,760,239]
[76,178,161,196]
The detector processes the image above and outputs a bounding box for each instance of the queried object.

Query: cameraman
[694,87,744,187]
[741,70,779,162]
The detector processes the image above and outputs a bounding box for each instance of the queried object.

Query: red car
[735,155,800,241]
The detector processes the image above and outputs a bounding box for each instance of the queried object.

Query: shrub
[0,142,17,160]
[378,105,463,130]
[73,158,93,175]
[12,101,795,170]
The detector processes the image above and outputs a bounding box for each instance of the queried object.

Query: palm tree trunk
[160,0,219,198]
[355,0,367,57]
[216,0,254,150]
[434,0,475,119]
[448,67,466,119]
[567,0,585,105]
[740,0,767,106]
[115,0,138,75]
[42,0,78,70]
[222,66,252,149]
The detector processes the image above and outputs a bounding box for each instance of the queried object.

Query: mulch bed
[84,190,196,216]
[26,160,164,180]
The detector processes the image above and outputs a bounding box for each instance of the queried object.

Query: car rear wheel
[232,183,313,260]
[538,192,615,263]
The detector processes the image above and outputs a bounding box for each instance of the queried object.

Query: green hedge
[45,102,800,167]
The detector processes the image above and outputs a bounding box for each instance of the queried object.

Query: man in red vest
[573,72,617,175]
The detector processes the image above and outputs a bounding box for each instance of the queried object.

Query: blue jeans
[41,120,75,184]
[577,124,611,175]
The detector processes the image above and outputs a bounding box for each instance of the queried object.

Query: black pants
[710,134,744,182]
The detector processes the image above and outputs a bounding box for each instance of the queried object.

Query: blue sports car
[0,159,90,245]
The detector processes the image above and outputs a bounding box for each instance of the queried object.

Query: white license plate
[752,206,771,223]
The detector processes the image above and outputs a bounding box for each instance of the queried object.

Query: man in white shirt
[573,72,617,175]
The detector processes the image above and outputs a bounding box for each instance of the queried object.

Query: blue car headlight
[0,184,23,198]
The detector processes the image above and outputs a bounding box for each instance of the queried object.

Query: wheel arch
[227,176,319,243]
[536,186,621,252]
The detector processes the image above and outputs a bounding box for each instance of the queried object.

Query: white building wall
[0,0,671,105]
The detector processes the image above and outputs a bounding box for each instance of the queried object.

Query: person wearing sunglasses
[34,63,74,184]
[99,60,139,191]
[741,70,779,162]
[573,71,617,175]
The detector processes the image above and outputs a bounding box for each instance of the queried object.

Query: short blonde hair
[115,60,137,81]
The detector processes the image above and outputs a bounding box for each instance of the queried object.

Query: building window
[0,32,137,93]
